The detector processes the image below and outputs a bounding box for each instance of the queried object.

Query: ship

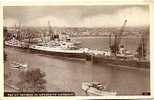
[82,82,117,96]
[29,41,88,59]
[4,21,89,59]
[4,20,150,68]
[11,61,28,70]
[5,37,29,49]
[87,20,150,68]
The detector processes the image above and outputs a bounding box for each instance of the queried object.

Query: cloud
[82,7,149,27]
[4,6,149,27]
[25,16,69,27]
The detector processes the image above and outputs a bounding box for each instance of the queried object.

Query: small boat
[11,62,28,69]
[82,82,117,96]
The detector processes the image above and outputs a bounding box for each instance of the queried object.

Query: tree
[4,27,12,41]
[4,52,7,62]
[17,68,47,92]
[4,27,8,41]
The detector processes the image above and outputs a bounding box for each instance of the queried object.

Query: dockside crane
[110,19,127,55]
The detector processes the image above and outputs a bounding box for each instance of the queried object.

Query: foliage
[17,68,47,92]
[4,52,7,61]
[4,27,12,41]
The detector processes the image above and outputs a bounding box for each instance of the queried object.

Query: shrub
[17,68,47,92]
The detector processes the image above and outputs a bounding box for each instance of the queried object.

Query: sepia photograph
[3,5,150,96]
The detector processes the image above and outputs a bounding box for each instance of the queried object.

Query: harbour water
[75,36,149,52]
[4,37,150,96]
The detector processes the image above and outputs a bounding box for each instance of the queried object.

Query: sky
[3,5,149,27]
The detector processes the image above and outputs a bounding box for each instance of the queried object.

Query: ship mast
[16,23,21,40]
[141,34,144,58]
[136,32,146,60]
[48,21,54,40]
[14,24,17,38]
[109,32,112,49]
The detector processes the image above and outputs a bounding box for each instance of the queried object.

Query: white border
[0,1,153,100]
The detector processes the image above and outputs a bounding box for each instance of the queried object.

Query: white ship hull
[29,45,89,59]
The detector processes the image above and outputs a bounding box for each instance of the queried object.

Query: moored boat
[5,37,29,49]
[82,82,117,96]
[29,44,88,59]
[11,62,28,71]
